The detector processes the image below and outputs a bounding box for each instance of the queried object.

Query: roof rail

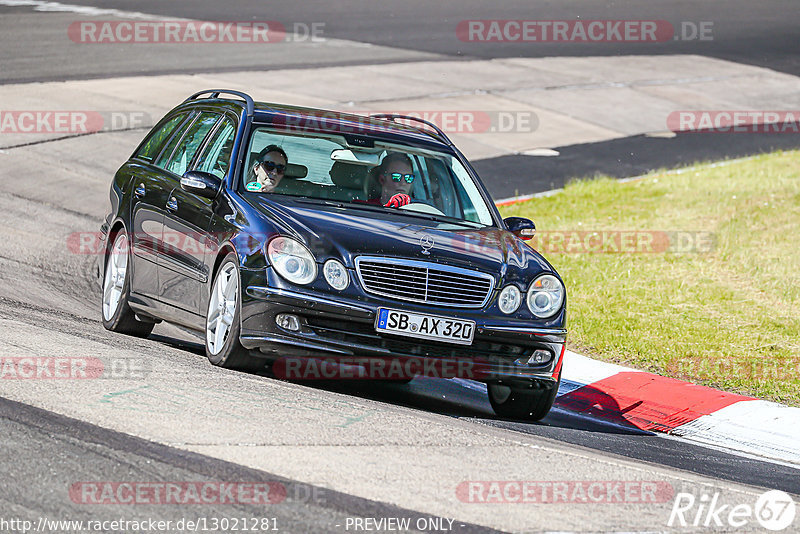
[185,89,255,116]
[369,113,453,146]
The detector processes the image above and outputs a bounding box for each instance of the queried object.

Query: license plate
[375,308,475,345]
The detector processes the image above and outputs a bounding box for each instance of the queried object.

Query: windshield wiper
[291,197,487,228]
[293,197,348,208]
[388,210,485,228]
[293,197,386,212]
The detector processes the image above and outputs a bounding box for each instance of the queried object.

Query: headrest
[365,166,381,199]
[248,152,307,178]
[329,161,369,189]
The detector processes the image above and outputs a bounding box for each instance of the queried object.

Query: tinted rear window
[135,113,189,162]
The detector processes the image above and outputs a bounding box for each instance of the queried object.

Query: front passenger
[246,144,288,193]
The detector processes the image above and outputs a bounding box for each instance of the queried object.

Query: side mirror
[504,217,536,240]
[181,170,222,199]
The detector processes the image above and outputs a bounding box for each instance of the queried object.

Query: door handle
[134,183,146,198]
[166,196,178,211]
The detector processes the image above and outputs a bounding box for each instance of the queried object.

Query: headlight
[526,274,564,318]
[323,259,349,290]
[267,237,317,285]
[498,285,521,314]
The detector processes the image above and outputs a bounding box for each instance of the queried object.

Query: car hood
[249,196,554,281]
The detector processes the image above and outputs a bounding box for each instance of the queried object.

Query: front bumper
[240,282,566,386]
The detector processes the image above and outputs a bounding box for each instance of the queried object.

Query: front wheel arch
[100,227,154,337]
[104,220,127,268]
[211,243,237,281]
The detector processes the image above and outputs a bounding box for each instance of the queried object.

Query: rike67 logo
[668,490,796,531]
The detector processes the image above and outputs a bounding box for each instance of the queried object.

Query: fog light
[514,349,552,366]
[498,285,521,314]
[276,313,301,332]
[323,259,349,291]
[531,349,552,364]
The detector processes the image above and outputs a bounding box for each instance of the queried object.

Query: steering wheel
[398,201,445,216]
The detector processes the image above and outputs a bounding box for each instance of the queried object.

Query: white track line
[0,0,177,20]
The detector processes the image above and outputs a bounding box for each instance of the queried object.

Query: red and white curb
[490,163,798,467]
[555,350,800,467]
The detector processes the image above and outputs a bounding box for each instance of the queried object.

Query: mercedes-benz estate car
[99,89,567,420]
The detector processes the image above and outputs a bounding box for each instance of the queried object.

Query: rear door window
[156,112,220,176]
[134,112,189,162]
[194,117,236,179]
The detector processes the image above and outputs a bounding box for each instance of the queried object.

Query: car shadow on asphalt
[149,333,206,355]
[146,331,648,436]
[259,371,651,436]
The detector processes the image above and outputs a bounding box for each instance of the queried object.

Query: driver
[368,152,415,208]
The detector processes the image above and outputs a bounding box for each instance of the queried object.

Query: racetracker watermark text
[457,481,674,503]
[68,21,325,43]
[274,110,538,134]
[0,111,149,134]
[67,230,715,257]
[457,20,713,42]
[668,358,800,382]
[0,357,149,379]
[272,355,514,381]
[528,231,715,254]
[70,482,288,504]
[667,111,800,133]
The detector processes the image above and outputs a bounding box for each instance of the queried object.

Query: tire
[205,254,264,371]
[487,374,560,421]
[101,231,155,337]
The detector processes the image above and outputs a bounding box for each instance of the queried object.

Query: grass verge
[499,151,800,405]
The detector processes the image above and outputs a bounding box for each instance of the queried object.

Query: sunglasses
[387,172,415,183]
[260,161,286,173]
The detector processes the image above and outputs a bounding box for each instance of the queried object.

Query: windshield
[242,126,495,227]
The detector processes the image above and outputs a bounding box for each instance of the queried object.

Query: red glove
[385,193,411,208]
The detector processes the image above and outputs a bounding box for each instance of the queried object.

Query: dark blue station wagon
[99,90,567,420]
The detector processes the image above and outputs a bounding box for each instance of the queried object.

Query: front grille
[306,317,532,362]
[355,257,494,308]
